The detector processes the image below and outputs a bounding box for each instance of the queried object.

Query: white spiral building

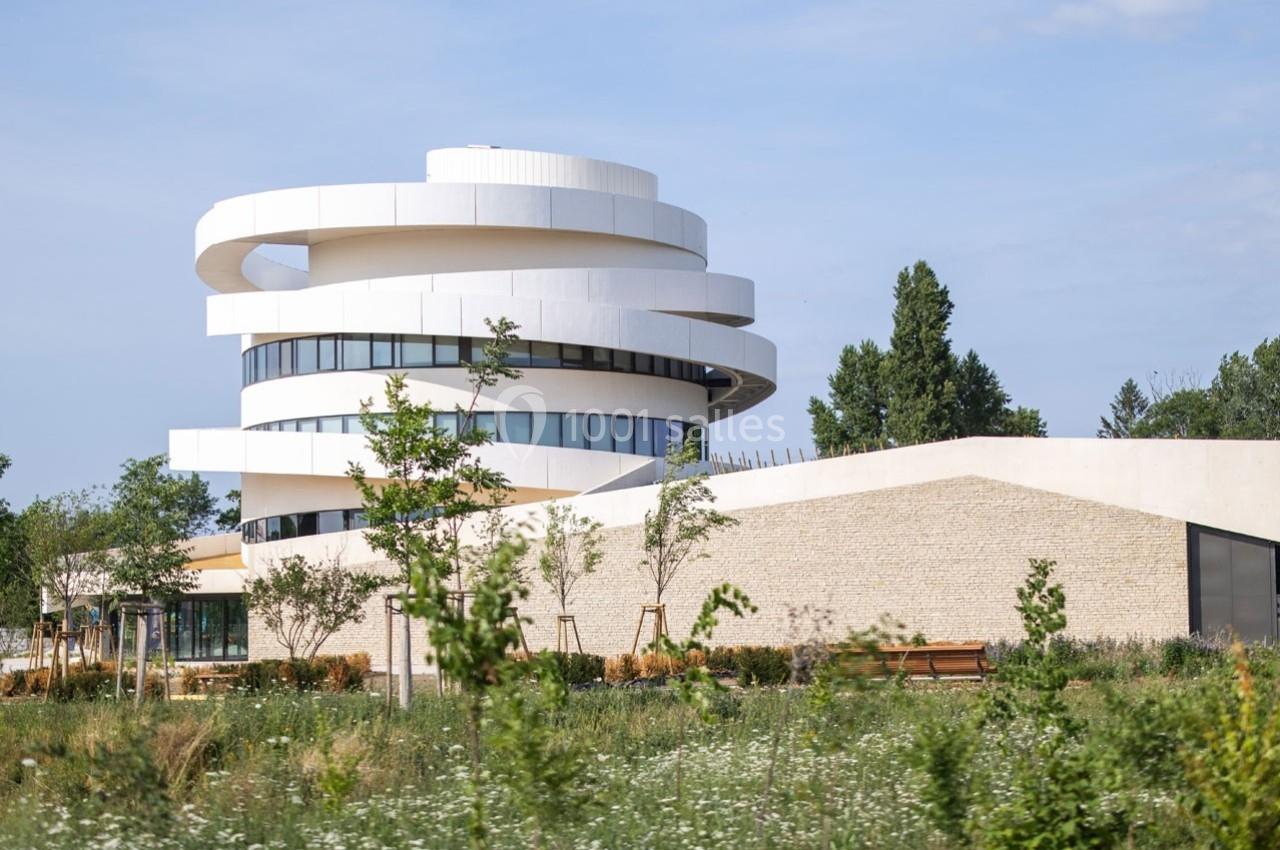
[171,146,777,557]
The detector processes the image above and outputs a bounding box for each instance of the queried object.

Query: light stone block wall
[248,476,1189,667]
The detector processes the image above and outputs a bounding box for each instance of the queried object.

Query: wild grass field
[2,636,1279,850]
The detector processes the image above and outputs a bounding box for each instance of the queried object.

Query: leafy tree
[1213,336,1280,439]
[998,405,1048,437]
[808,339,887,456]
[885,260,959,446]
[486,660,593,849]
[1132,388,1219,438]
[215,489,241,532]
[245,554,389,661]
[954,349,1009,438]
[107,455,215,696]
[538,501,603,615]
[641,439,739,605]
[22,490,113,671]
[107,455,214,602]
[655,583,756,802]
[1097,378,1150,438]
[0,454,36,643]
[983,558,1130,849]
[349,318,521,708]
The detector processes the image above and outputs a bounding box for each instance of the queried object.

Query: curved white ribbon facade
[170,146,777,551]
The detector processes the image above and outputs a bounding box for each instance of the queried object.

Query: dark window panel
[585,413,612,451]
[434,412,458,437]
[534,411,561,447]
[635,417,653,456]
[318,336,337,371]
[562,345,584,368]
[402,335,433,367]
[279,340,294,376]
[297,512,318,537]
[501,411,532,444]
[435,336,460,365]
[343,334,372,370]
[372,335,394,368]
[612,415,635,453]
[506,340,531,367]
[562,413,585,449]
[635,352,652,374]
[531,341,559,367]
[296,337,318,374]
[317,510,345,535]
[590,347,611,370]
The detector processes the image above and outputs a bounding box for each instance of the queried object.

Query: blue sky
[1,1,1276,507]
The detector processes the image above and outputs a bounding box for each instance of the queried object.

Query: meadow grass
[0,670,1254,850]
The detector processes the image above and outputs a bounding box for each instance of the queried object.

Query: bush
[547,652,605,686]
[638,652,683,679]
[221,655,370,693]
[604,654,639,684]
[736,646,790,687]
[1161,636,1224,677]
[706,646,737,675]
[47,670,113,701]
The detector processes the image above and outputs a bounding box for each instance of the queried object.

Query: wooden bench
[837,643,992,681]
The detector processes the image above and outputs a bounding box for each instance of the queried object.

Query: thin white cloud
[1033,0,1210,35]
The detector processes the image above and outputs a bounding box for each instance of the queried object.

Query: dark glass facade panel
[1190,526,1279,642]
[242,334,709,388]
[246,409,708,462]
[343,335,371,370]
[435,412,458,437]
[562,413,585,449]
[165,596,248,662]
[372,334,395,368]
[296,337,318,374]
[435,336,460,365]
[402,336,433,367]
[534,411,561,447]
[317,510,345,534]
[319,336,337,371]
[501,412,532,444]
[531,341,559,367]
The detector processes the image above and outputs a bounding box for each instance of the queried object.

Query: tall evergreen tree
[884,261,958,446]
[808,261,1047,452]
[954,349,1009,437]
[807,339,887,456]
[1097,378,1150,438]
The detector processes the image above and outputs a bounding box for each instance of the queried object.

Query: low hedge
[1,664,165,701]
[546,652,605,685]
[187,653,372,694]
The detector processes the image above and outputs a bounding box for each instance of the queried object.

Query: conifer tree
[1097,378,1150,438]
[884,261,958,446]
[807,339,887,456]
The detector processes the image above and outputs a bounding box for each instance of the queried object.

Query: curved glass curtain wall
[242,334,710,388]
[245,411,706,460]
[242,507,369,544]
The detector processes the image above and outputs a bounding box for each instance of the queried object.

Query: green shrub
[706,646,737,675]
[1161,636,1224,677]
[736,646,790,687]
[547,652,604,686]
[47,670,113,701]
[220,656,366,693]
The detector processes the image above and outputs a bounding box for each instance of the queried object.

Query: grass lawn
[0,665,1266,850]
